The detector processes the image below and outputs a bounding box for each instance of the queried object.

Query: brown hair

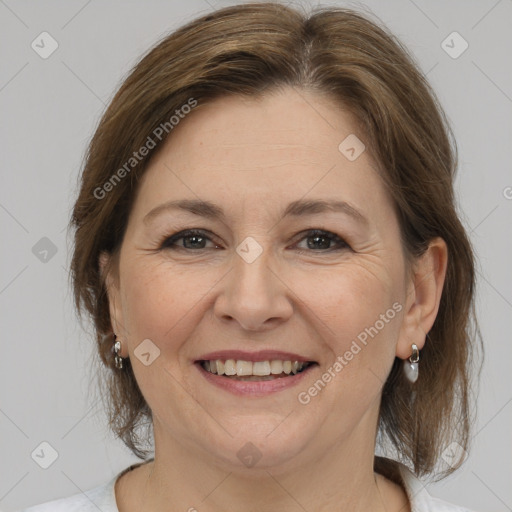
[69,1,482,480]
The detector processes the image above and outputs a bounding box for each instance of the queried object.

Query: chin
[200,416,317,472]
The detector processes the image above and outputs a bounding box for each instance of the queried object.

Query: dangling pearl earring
[403,343,420,383]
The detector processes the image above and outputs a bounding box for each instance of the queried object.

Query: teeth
[270,360,283,374]
[253,361,271,376]
[201,359,310,376]
[236,360,253,376]
[224,359,237,375]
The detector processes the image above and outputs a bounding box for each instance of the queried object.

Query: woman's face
[105,87,420,472]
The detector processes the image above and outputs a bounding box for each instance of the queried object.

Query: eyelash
[158,228,350,254]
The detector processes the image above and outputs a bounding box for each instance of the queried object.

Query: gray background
[1,0,511,510]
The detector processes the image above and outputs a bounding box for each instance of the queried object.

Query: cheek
[300,261,401,363]
[120,260,220,354]
[120,262,186,343]
[296,266,403,420]
[118,262,208,417]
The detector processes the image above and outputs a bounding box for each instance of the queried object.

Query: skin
[102,86,447,512]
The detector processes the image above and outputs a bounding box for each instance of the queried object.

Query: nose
[213,243,294,332]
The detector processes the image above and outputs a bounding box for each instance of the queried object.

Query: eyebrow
[143,198,368,226]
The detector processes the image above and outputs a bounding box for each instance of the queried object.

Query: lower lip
[194,362,318,397]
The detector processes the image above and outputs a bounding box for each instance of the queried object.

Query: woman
[21,2,482,511]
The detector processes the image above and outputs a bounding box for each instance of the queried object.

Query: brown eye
[295,229,350,253]
[160,229,219,250]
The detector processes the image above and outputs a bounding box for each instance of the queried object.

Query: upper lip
[195,350,317,363]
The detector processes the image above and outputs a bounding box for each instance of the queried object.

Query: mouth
[193,350,320,396]
[196,359,318,381]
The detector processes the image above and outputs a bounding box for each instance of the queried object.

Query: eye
[158,228,350,253]
[294,229,350,253]
[159,229,221,251]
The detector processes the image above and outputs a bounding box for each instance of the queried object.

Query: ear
[396,237,448,359]
[99,251,128,357]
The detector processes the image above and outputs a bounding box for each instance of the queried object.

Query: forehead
[132,88,392,223]
[167,89,363,166]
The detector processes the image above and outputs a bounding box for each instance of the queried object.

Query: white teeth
[252,361,271,376]
[202,359,309,376]
[224,359,237,375]
[270,360,283,374]
[236,360,253,376]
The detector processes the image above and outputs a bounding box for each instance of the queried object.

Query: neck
[129,422,401,512]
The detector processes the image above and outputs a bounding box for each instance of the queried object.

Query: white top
[18,461,478,512]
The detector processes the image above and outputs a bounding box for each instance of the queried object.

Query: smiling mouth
[197,359,318,381]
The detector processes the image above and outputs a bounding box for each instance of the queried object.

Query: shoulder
[17,475,118,512]
[397,463,479,512]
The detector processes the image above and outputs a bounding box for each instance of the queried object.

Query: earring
[113,334,124,369]
[403,343,420,383]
